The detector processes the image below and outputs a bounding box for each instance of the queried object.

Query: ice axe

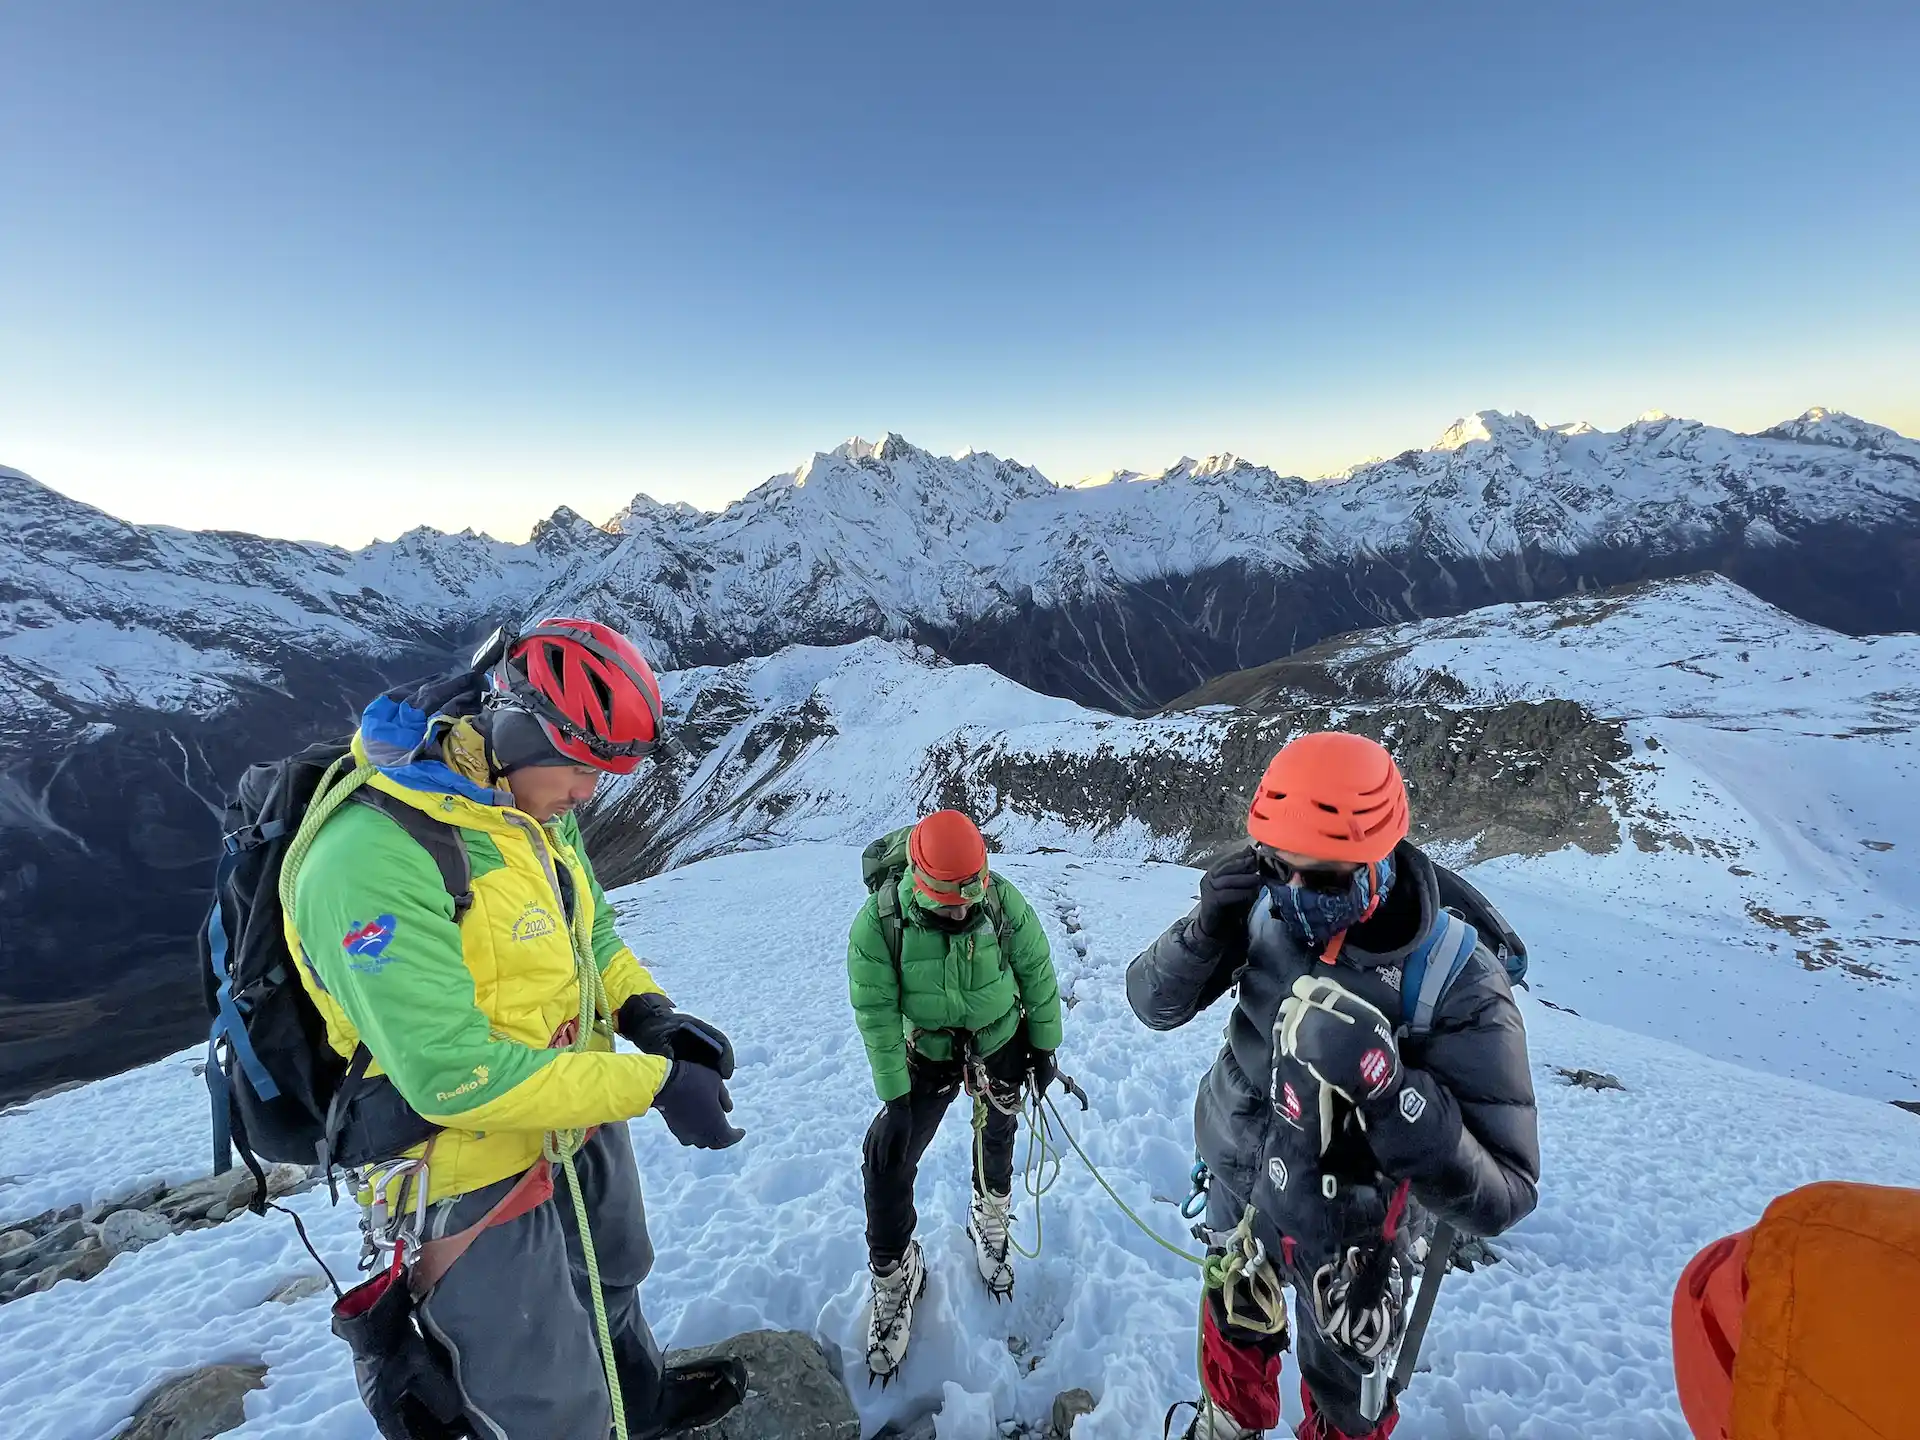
[1044,1069,1090,1111]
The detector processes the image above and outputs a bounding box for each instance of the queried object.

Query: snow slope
[1224,573,1920,734]
[3,845,1917,1440]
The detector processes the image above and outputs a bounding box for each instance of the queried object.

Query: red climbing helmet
[1246,732,1410,864]
[482,618,668,775]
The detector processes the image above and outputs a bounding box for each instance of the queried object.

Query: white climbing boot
[968,1187,1016,1300]
[865,1239,926,1382]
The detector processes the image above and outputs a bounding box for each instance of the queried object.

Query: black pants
[862,1040,1026,1269]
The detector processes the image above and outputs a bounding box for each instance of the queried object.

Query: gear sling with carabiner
[331,1152,558,1440]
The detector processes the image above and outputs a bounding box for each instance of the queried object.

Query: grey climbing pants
[416,1125,663,1440]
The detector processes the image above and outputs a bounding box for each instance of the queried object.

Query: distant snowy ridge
[5,405,1919,732]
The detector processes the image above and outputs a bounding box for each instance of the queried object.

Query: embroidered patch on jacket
[342,916,398,971]
[1276,1079,1306,1128]
[512,904,559,942]
[1399,1086,1427,1123]
[1267,1156,1289,1192]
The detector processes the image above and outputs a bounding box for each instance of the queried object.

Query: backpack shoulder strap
[352,788,475,919]
[984,881,1013,963]
[1400,911,1479,1038]
[875,880,905,971]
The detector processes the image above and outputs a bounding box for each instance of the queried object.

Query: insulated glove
[864,1097,916,1172]
[618,993,736,1080]
[1027,1047,1058,1098]
[651,1060,745,1150]
[1278,974,1403,1120]
[1196,848,1265,939]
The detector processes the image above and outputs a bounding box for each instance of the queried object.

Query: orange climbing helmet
[1246,732,1410,864]
[908,810,990,905]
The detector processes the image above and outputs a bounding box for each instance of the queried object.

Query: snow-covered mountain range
[2,408,1917,1101]
[4,407,1917,739]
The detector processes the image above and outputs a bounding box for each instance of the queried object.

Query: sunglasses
[913,865,987,906]
[1254,846,1360,895]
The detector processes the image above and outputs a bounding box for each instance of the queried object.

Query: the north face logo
[1377,966,1403,992]
[513,905,558,942]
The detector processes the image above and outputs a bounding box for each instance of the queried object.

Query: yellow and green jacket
[287,682,670,1203]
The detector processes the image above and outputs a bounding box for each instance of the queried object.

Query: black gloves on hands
[1196,847,1265,940]
[618,994,736,1079]
[864,1096,916,1173]
[1027,1047,1058,1097]
[1277,975,1403,1107]
[652,1058,745,1150]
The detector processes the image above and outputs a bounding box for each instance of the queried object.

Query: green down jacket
[847,871,1063,1102]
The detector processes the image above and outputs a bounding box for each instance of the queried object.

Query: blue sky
[2,1,1915,546]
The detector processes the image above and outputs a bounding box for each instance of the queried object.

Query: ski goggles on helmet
[1254,843,1360,894]
[912,864,989,907]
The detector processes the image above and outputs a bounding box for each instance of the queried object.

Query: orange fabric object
[1730,1181,1920,1440]
[1246,732,1410,864]
[1673,1227,1756,1440]
[908,810,989,901]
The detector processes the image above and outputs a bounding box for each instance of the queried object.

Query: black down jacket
[1127,842,1539,1275]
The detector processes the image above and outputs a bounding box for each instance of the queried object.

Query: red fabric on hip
[1201,1299,1283,1432]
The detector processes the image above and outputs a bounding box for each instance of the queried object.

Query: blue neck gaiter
[1272,853,1396,954]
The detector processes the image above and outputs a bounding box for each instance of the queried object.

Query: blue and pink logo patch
[343,915,399,972]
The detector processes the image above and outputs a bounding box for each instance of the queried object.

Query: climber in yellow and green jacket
[289,618,744,1440]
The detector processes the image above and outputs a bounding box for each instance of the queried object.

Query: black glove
[618,994,736,1080]
[1277,975,1403,1108]
[651,1060,745,1150]
[863,1096,916,1173]
[1027,1048,1058,1097]
[1196,847,1265,940]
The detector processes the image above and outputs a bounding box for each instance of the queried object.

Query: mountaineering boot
[865,1239,927,1382]
[968,1187,1016,1299]
[627,1356,748,1438]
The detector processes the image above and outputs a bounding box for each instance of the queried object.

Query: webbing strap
[205,847,278,1101]
[207,1036,233,1176]
[1401,913,1478,1036]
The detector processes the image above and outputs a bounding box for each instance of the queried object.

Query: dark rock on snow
[114,1363,268,1440]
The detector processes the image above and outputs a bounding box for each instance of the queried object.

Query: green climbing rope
[541,826,627,1440]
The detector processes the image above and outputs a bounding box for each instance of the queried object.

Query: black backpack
[1432,862,1529,991]
[201,740,472,1206]
[859,825,1013,968]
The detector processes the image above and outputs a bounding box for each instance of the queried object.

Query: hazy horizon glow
[3,1,1914,547]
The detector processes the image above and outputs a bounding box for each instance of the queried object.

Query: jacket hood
[356,669,510,807]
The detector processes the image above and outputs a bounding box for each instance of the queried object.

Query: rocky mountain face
[3,406,1917,1096]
